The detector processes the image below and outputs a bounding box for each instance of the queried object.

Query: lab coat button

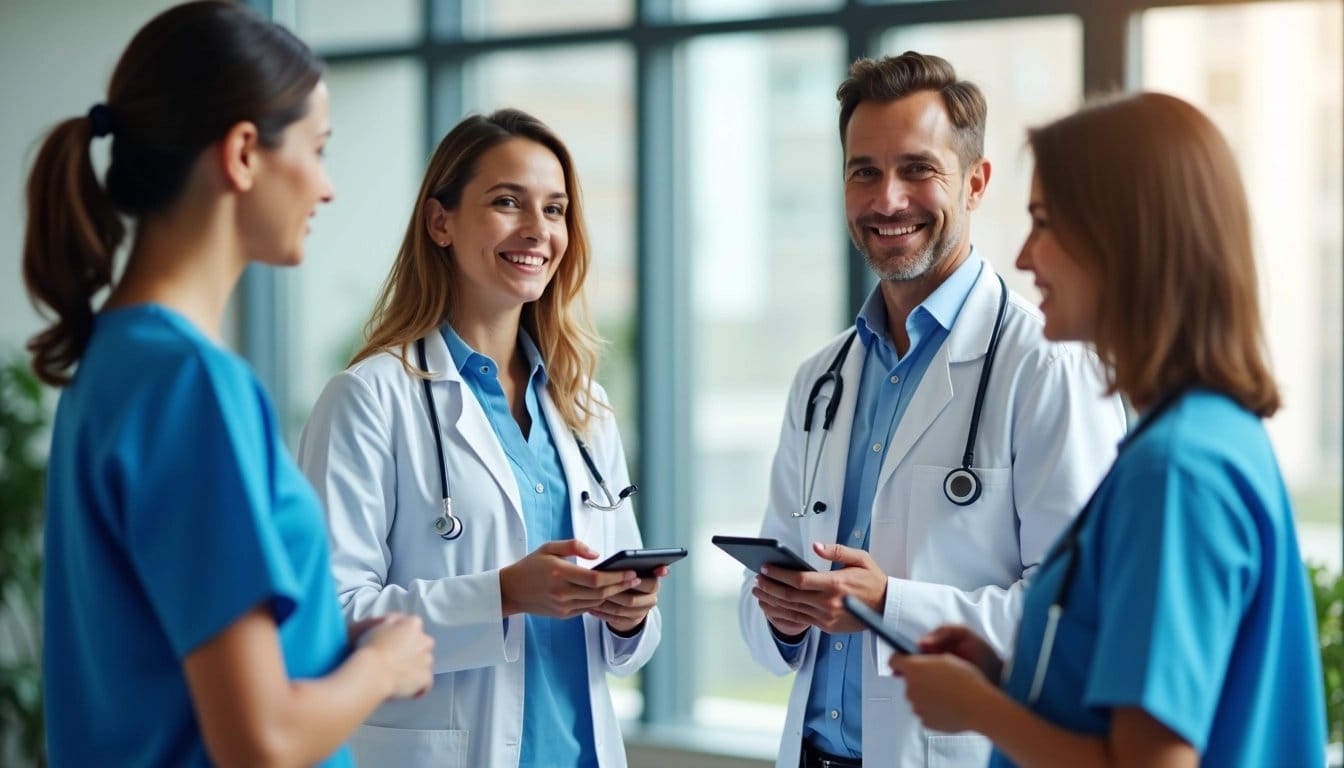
[535,483,544,493]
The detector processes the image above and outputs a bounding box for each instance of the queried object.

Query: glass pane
[674,0,841,22]
[290,59,426,435]
[458,0,631,37]
[681,29,846,731]
[462,45,637,438]
[292,0,421,50]
[880,16,1084,301]
[1142,0,1344,573]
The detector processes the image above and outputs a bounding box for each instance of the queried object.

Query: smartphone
[592,547,687,577]
[842,595,918,655]
[711,535,815,574]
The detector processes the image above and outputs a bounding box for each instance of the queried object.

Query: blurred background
[1,1,1340,765]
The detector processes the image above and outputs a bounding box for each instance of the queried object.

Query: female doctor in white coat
[299,108,663,768]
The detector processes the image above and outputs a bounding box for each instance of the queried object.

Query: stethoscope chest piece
[942,466,982,506]
[433,498,464,540]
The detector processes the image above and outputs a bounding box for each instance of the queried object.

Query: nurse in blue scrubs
[887,92,1326,768]
[23,3,433,766]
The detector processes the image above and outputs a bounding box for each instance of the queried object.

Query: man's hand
[752,541,888,635]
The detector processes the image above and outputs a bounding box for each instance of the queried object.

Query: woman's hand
[890,651,998,734]
[590,564,667,634]
[359,613,435,699]
[500,539,638,618]
[917,624,1004,681]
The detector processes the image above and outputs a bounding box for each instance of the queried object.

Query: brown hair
[1028,91,1279,416]
[353,108,606,434]
[22,0,323,387]
[836,51,987,170]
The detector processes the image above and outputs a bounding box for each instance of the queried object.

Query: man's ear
[423,196,453,248]
[219,121,261,193]
[965,157,991,212]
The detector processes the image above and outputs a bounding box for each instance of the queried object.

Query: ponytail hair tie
[87,103,114,138]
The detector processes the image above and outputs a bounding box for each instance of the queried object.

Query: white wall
[0,0,180,354]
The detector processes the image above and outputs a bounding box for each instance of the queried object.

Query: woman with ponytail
[24,3,433,766]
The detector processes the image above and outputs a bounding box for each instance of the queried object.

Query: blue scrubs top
[994,389,1326,768]
[782,255,982,757]
[43,305,353,767]
[442,326,598,768]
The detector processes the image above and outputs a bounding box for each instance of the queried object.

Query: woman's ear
[423,197,453,248]
[219,121,261,193]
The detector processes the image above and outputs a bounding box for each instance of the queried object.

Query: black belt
[800,741,862,768]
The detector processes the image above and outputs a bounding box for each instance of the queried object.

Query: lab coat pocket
[350,723,468,767]
[925,730,991,768]
[906,465,1014,589]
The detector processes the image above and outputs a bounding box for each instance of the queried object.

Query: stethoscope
[1022,393,1174,705]
[416,337,638,540]
[795,275,1009,517]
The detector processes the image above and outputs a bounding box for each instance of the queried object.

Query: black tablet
[711,535,815,574]
[593,547,687,577]
[842,595,918,655]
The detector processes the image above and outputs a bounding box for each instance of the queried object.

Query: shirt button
[480,365,490,374]
[872,442,882,453]
[889,374,899,384]
[852,531,862,540]
[830,709,839,720]
[834,641,843,651]
[534,483,544,493]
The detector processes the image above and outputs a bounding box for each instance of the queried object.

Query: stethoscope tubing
[414,336,637,539]
[1024,392,1177,705]
[796,275,1008,516]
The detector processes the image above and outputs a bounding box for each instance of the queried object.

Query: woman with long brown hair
[299,108,664,768]
[887,92,1326,767]
[25,2,434,766]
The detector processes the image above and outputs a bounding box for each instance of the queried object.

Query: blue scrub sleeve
[1083,455,1259,750]
[119,353,302,659]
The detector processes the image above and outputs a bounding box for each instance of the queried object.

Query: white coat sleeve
[737,365,817,675]
[298,370,521,675]
[882,346,1126,658]
[591,391,663,676]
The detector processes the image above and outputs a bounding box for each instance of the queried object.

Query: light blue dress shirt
[442,326,598,768]
[782,255,984,757]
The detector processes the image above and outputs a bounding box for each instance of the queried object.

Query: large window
[1139,0,1343,571]
[265,0,1342,760]
[681,29,846,729]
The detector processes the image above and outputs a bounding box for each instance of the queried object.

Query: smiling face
[1015,171,1100,342]
[843,91,988,286]
[243,80,334,266]
[428,138,569,322]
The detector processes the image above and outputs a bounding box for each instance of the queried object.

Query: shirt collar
[854,248,984,347]
[439,324,548,386]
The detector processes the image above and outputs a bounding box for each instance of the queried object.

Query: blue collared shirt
[788,254,983,757]
[441,326,598,768]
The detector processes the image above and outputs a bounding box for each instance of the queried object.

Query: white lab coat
[738,264,1126,768]
[299,330,659,768]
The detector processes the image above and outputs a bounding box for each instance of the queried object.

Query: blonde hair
[1028,92,1279,416]
[353,108,606,433]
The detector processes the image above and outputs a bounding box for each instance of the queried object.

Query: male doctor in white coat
[738,52,1127,768]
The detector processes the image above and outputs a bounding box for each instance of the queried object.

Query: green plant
[0,354,47,767]
[1310,562,1344,744]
